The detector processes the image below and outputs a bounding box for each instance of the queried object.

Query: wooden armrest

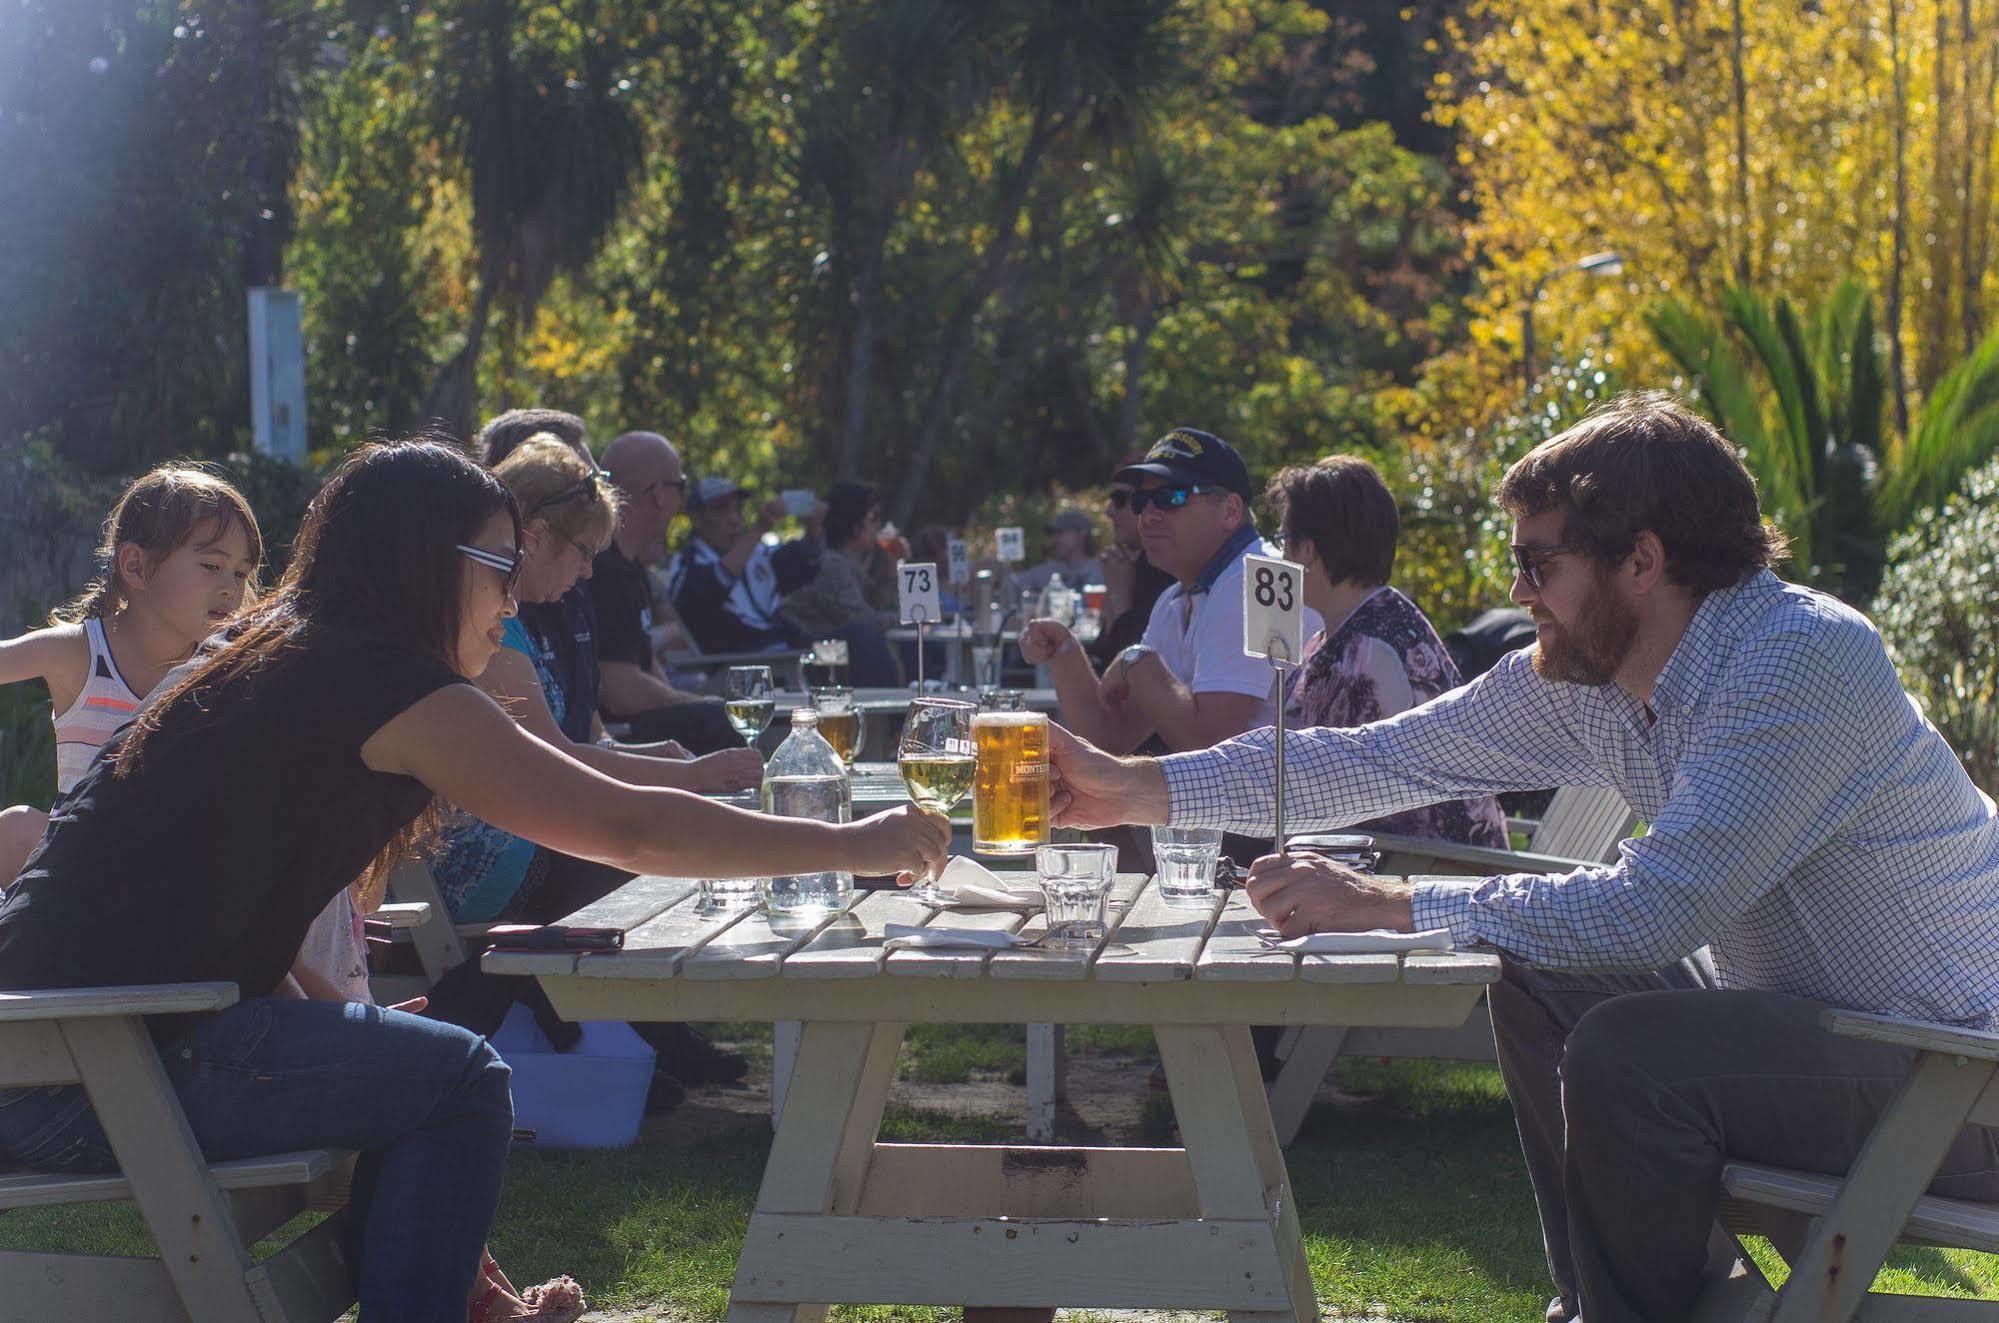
[373,902,433,930]
[1369,831,1602,877]
[0,982,239,1023]
[1825,1008,1999,1061]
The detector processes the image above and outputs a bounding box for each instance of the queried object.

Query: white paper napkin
[882,923,1021,950]
[1258,927,1455,954]
[930,856,1044,910]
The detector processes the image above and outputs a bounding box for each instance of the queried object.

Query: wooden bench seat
[0,1147,347,1211]
[0,980,356,1321]
[1722,1161,1999,1255]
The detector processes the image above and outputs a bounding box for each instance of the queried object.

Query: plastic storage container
[490,1003,655,1150]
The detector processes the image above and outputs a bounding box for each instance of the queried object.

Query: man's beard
[1531,574,1638,686]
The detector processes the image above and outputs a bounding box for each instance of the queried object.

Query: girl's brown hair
[114,438,520,909]
[51,464,265,624]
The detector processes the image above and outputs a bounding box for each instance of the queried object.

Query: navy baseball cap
[1113,427,1253,499]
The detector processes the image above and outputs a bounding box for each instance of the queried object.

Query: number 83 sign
[1242,553,1305,664]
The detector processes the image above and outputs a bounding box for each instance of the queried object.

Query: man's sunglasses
[457,542,524,596]
[1126,484,1221,515]
[1510,542,1585,591]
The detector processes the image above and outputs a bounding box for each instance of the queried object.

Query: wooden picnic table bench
[487,871,1497,1320]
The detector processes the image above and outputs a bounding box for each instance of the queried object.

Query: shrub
[1875,456,1999,793]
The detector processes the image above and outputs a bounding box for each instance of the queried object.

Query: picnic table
[487,872,1497,1320]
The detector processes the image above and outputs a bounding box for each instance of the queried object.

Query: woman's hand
[844,805,952,879]
[1244,853,1413,939]
[1047,722,1168,829]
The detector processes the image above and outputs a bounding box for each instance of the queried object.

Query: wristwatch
[1120,643,1156,670]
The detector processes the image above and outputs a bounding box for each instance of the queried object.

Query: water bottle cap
[791,708,818,728]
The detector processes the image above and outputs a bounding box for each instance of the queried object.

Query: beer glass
[973,710,1050,855]
[897,697,977,902]
[811,685,864,767]
[723,666,775,746]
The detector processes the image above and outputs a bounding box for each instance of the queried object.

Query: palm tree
[1647,279,1885,602]
[417,0,647,442]
[1648,276,1999,606]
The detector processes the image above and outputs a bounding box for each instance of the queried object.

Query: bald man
[588,430,744,753]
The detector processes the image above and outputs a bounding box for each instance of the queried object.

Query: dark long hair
[114,438,519,902]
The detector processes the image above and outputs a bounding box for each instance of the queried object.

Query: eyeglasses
[565,534,598,562]
[1129,484,1220,515]
[524,457,613,520]
[457,543,524,596]
[1510,542,1585,590]
[1107,489,1133,511]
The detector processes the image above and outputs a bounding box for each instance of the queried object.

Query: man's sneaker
[645,1068,687,1113]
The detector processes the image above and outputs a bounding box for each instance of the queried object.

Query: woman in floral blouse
[1267,456,1510,848]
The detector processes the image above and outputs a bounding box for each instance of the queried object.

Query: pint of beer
[972,710,1050,854]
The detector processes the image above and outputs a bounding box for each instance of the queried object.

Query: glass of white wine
[897,696,977,903]
[724,666,776,748]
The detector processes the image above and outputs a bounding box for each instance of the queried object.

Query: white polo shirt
[1141,528,1322,727]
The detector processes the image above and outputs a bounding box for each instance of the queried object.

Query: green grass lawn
[6,1025,1998,1321]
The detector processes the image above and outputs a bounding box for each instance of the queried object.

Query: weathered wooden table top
[487,871,1498,1027]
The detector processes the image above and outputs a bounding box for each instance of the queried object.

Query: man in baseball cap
[1021,426,1319,758]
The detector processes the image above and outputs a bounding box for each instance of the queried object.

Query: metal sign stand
[1266,638,1294,851]
[912,606,929,692]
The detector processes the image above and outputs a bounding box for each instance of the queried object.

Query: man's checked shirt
[1160,570,1999,1028]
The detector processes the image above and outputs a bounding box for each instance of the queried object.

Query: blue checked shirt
[1160,571,1999,1028]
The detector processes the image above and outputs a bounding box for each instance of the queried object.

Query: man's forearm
[1047,642,1122,748]
[601,661,684,717]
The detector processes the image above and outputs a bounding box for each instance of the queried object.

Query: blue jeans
[0,997,513,1322]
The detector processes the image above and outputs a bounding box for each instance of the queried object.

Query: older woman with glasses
[431,436,763,927]
[1266,456,1509,849]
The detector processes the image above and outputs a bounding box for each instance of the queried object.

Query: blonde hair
[52,464,264,624]
[493,434,621,552]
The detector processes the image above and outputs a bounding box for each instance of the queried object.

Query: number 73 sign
[1242,554,1305,664]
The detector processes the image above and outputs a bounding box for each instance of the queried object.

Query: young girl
[0,438,948,1322]
[0,465,262,881]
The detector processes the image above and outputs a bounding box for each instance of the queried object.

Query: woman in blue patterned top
[432,437,763,922]
[1267,456,1509,848]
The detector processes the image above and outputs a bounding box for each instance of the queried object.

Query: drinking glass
[697,877,764,912]
[811,685,864,767]
[896,697,977,903]
[1034,843,1118,949]
[972,710,1050,855]
[723,666,775,747]
[1150,825,1225,908]
[976,688,1024,711]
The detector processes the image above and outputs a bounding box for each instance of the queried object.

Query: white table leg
[1024,1023,1065,1142]
[1266,1025,1348,1147]
[1155,1023,1316,1323]
[770,1020,801,1130]
[729,1020,904,1323]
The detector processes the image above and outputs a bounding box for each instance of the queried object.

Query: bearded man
[1046,391,1999,1323]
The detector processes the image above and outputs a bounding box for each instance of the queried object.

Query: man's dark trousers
[1489,954,1999,1322]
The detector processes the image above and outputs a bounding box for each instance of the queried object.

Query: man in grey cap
[1015,509,1105,597]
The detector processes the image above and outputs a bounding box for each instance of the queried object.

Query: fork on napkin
[918,856,1045,910]
[1255,927,1455,954]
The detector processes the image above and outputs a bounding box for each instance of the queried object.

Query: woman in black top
[0,440,949,1322]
